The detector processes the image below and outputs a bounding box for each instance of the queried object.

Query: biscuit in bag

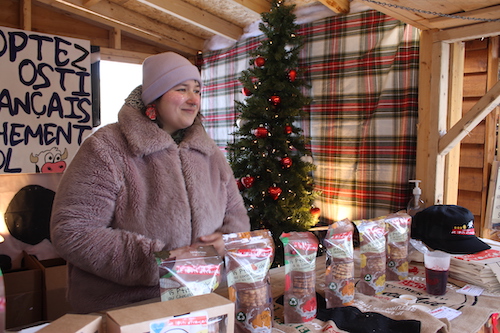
[224,230,275,333]
[355,217,387,296]
[280,231,319,323]
[324,219,355,307]
[385,212,411,281]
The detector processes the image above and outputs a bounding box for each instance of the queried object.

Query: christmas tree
[228,0,319,266]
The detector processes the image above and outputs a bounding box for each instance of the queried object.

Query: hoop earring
[146,104,157,121]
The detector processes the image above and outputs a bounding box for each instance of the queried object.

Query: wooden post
[417,31,450,206]
[444,42,465,204]
[20,0,32,31]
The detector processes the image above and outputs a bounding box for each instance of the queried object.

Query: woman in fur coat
[50,52,250,313]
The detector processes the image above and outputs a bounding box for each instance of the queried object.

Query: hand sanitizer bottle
[407,180,425,216]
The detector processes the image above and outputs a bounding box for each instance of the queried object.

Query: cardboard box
[106,293,235,333]
[36,314,102,333]
[30,256,73,321]
[4,253,43,329]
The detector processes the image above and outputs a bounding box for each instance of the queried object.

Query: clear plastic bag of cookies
[155,245,223,301]
[323,218,355,308]
[355,217,387,296]
[385,212,411,281]
[223,230,275,333]
[280,231,319,324]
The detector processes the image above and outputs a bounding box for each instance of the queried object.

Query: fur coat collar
[119,85,216,157]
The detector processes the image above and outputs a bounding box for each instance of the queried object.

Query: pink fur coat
[50,87,250,313]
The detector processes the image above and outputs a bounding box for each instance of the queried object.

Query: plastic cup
[424,250,451,295]
[399,294,417,304]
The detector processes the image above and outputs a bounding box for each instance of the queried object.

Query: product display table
[216,255,500,333]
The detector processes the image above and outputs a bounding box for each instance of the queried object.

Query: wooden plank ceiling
[19,0,500,60]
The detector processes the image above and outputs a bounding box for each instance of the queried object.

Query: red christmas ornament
[288,69,297,82]
[241,176,255,188]
[254,126,268,138]
[268,185,282,200]
[254,56,266,67]
[269,95,281,106]
[284,125,293,134]
[242,87,252,96]
[236,178,245,191]
[280,157,292,168]
[310,207,321,218]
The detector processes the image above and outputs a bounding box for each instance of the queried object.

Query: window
[99,60,142,127]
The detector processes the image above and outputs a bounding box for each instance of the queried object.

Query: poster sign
[0,26,93,174]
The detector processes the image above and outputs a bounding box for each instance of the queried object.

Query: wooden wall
[458,37,499,239]
[0,0,169,63]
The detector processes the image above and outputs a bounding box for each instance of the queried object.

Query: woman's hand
[195,232,225,257]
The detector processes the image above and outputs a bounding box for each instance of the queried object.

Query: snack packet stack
[355,217,387,296]
[385,212,411,281]
[280,232,319,324]
[323,218,355,308]
[155,245,223,301]
[223,230,275,333]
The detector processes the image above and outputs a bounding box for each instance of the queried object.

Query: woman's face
[156,79,201,135]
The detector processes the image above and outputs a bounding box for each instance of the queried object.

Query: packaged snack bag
[323,219,355,308]
[155,245,223,301]
[355,217,387,296]
[223,230,275,333]
[385,212,411,281]
[280,232,319,324]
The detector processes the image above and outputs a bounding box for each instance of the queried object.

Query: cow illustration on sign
[30,147,68,173]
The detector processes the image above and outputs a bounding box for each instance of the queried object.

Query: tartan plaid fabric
[201,10,420,223]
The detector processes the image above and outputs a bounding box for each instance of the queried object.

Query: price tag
[456,284,484,296]
[429,306,462,321]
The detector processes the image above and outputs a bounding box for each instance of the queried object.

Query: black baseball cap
[411,205,490,254]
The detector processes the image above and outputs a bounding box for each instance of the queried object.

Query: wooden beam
[99,47,152,64]
[439,80,500,156]
[99,47,198,64]
[136,0,243,41]
[426,5,500,30]
[359,1,431,31]
[444,41,465,205]
[317,0,350,14]
[429,40,450,205]
[20,0,32,31]
[416,30,433,205]
[434,20,500,43]
[34,0,203,55]
[109,27,121,49]
[482,36,500,237]
[83,0,101,6]
[417,33,450,206]
[227,0,270,14]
